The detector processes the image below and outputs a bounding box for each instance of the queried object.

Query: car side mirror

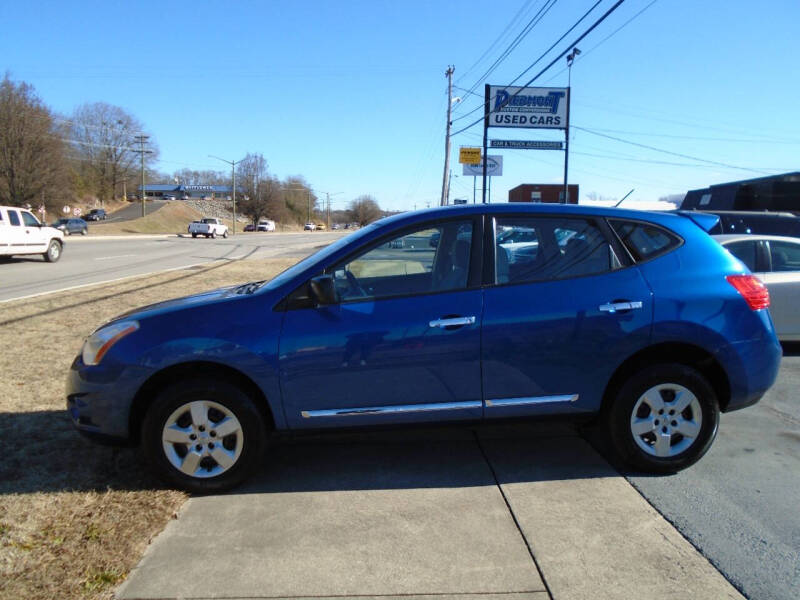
[309,275,338,305]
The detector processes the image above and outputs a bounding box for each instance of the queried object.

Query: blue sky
[2,0,799,211]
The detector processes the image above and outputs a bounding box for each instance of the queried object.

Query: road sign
[459,147,482,164]
[463,155,503,177]
[490,140,563,150]
[73,207,82,217]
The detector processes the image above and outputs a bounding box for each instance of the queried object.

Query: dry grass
[88,202,214,235]
[0,257,298,600]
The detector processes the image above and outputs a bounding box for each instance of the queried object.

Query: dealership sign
[463,155,503,177]
[489,86,567,129]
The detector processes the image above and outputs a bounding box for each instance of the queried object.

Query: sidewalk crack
[473,430,554,600]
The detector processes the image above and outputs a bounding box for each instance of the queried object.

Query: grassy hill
[88,202,234,235]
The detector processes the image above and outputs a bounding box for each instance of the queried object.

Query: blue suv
[67,204,781,492]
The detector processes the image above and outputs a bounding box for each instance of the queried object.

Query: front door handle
[429,316,476,328]
[599,301,643,313]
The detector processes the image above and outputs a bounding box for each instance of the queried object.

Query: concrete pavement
[117,424,742,600]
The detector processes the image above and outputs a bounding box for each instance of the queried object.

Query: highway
[0,232,346,302]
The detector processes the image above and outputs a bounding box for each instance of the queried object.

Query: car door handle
[599,301,643,313]
[429,316,476,328]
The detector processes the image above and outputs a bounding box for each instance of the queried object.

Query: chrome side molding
[301,399,482,418]
[485,394,579,408]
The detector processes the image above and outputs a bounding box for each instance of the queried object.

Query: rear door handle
[599,301,643,313]
[429,316,476,328]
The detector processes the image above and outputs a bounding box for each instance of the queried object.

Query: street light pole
[209,155,242,235]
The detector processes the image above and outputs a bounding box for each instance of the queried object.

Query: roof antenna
[614,189,635,208]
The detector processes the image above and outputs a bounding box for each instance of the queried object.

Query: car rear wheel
[142,378,267,493]
[191,233,197,238]
[606,364,719,473]
[43,240,62,263]
[211,231,217,239]
[81,229,87,235]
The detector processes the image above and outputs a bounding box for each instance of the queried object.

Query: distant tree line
[0,74,385,226]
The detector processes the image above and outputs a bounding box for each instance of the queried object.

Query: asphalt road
[105,200,167,222]
[0,232,346,302]
[626,347,800,600]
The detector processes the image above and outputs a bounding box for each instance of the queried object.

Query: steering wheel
[345,269,368,298]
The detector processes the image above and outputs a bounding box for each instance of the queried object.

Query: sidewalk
[116,424,742,600]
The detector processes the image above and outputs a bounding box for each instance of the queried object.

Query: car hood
[102,284,244,328]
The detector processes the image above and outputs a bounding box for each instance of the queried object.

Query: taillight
[726,275,770,310]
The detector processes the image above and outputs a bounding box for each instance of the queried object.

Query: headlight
[82,321,139,366]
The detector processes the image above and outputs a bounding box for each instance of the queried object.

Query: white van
[0,206,65,262]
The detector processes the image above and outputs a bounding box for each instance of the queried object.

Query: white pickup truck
[188,218,228,239]
[0,205,65,262]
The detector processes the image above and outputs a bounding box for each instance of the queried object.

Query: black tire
[191,233,197,238]
[211,230,217,239]
[222,230,228,238]
[605,364,719,473]
[141,378,267,493]
[81,228,87,235]
[43,239,62,263]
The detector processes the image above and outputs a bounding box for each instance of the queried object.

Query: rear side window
[768,240,800,272]
[495,217,618,284]
[609,220,681,262]
[8,210,21,226]
[724,240,758,271]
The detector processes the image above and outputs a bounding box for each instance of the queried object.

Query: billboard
[488,86,567,129]
[463,155,503,177]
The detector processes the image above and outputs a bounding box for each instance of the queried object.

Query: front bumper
[66,354,152,443]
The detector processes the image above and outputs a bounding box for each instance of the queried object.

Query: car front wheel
[141,378,267,493]
[43,240,62,263]
[606,364,719,473]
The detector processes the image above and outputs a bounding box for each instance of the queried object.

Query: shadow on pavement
[0,410,621,496]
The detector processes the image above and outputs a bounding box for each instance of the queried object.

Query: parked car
[244,224,256,232]
[0,205,64,262]
[304,222,316,231]
[68,204,780,492]
[714,234,800,341]
[52,218,88,236]
[257,219,276,232]
[84,209,107,221]
[188,218,228,239]
[690,210,800,237]
[164,195,177,201]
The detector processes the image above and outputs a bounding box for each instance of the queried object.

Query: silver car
[714,234,800,341]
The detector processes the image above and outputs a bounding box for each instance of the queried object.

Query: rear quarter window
[609,219,682,262]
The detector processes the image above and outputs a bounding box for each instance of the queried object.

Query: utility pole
[564,48,580,203]
[440,65,454,206]
[133,136,151,217]
[209,155,242,235]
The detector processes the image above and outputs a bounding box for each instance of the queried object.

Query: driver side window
[332,220,473,302]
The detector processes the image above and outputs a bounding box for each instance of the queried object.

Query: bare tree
[237,153,285,223]
[69,102,157,201]
[348,195,382,226]
[0,75,70,208]
[281,176,317,225]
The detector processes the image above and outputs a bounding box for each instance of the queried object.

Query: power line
[456,0,539,85]
[573,126,774,174]
[451,0,628,137]
[461,0,559,100]
[507,0,603,87]
[543,0,659,84]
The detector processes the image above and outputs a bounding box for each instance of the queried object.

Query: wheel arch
[129,361,275,445]
[600,342,731,415]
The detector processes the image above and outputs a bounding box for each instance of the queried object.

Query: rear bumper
[717,327,782,413]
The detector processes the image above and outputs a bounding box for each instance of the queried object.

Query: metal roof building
[680,172,800,213]
[136,184,244,199]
